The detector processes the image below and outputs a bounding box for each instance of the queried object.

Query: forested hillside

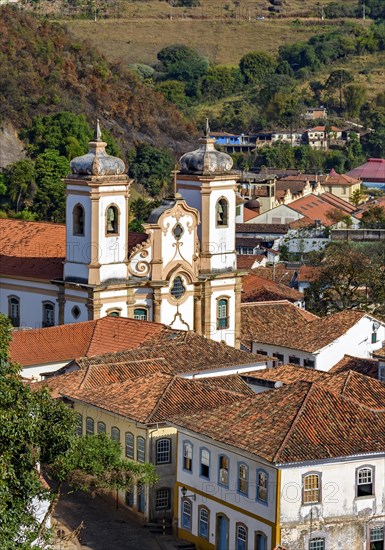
[0,7,195,152]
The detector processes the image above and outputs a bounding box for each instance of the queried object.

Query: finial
[95,118,102,141]
[205,118,210,138]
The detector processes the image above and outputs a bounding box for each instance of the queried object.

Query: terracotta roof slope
[242,273,302,304]
[329,355,378,379]
[64,372,249,424]
[10,316,166,367]
[316,370,385,410]
[172,380,385,464]
[246,364,329,384]
[0,218,66,279]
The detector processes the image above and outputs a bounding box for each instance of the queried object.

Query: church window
[216,198,229,227]
[73,204,85,236]
[217,298,229,329]
[172,223,184,241]
[42,302,55,327]
[8,296,20,327]
[134,308,148,321]
[107,310,121,317]
[71,306,81,319]
[106,205,119,235]
[170,276,186,299]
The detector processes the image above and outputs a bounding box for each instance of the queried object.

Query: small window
[256,350,268,356]
[357,467,373,497]
[372,332,378,344]
[216,198,229,226]
[134,308,148,321]
[200,448,210,479]
[303,473,321,504]
[199,507,209,539]
[71,305,81,319]
[107,310,121,317]
[217,298,229,329]
[255,532,267,550]
[289,355,301,366]
[42,302,55,328]
[86,417,94,436]
[97,421,106,434]
[273,353,284,363]
[111,427,120,444]
[304,358,315,368]
[257,470,268,504]
[172,223,184,241]
[181,499,192,530]
[125,432,134,459]
[236,523,248,550]
[183,441,193,472]
[76,413,83,436]
[379,366,385,383]
[137,436,145,462]
[219,455,229,487]
[370,527,384,549]
[309,538,325,550]
[156,438,171,464]
[106,205,119,235]
[73,204,85,236]
[170,276,186,299]
[156,488,171,510]
[8,296,20,327]
[238,463,248,496]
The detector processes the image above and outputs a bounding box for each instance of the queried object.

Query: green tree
[201,66,242,102]
[157,45,208,96]
[343,84,367,117]
[156,80,189,110]
[0,314,158,548]
[350,188,363,207]
[33,150,69,222]
[325,69,354,113]
[129,197,161,231]
[239,51,275,85]
[128,144,174,197]
[361,205,385,228]
[6,159,36,213]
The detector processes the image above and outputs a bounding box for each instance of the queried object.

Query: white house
[241,302,385,371]
[171,372,385,550]
[0,123,244,348]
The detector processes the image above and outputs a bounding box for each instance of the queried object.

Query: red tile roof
[237,254,265,270]
[10,317,166,366]
[347,158,385,183]
[289,194,354,226]
[243,207,259,222]
[326,169,360,186]
[329,354,378,379]
[242,303,366,353]
[246,364,329,384]
[64,372,252,424]
[171,377,385,464]
[242,273,302,303]
[296,265,320,283]
[0,218,66,280]
[321,192,356,213]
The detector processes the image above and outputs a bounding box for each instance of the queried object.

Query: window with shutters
[200,448,210,479]
[156,438,171,464]
[137,436,145,462]
[86,417,94,436]
[303,473,321,504]
[125,432,134,459]
[183,441,193,472]
[217,298,229,329]
[111,427,120,444]
[218,455,229,487]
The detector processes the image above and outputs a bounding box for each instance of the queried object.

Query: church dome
[70,120,126,176]
[179,121,233,176]
[245,199,260,210]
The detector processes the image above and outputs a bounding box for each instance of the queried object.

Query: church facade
[0,125,243,347]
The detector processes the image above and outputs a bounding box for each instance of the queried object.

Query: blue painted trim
[256,468,269,506]
[182,440,193,474]
[199,447,211,481]
[237,461,249,497]
[218,454,230,488]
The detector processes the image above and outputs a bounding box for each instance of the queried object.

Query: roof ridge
[273,381,315,463]
[340,370,353,396]
[79,363,95,389]
[85,319,100,356]
[145,374,177,423]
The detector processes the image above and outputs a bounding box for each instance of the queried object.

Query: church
[0,123,243,348]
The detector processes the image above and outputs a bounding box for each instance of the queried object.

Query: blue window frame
[183,441,193,472]
[198,507,209,539]
[238,463,249,496]
[256,469,268,504]
[97,421,106,434]
[125,432,134,459]
[111,426,120,443]
[236,523,248,550]
[255,531,267,550]
[86,417,94,436]
[218,454,229,487]
[200,448,210,479]
[137,436,145,462]
[181,499,192,530]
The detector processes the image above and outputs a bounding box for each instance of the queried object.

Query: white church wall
[210,282,236,347]
[160,285,195,331]
[161,212,197,268]
[63,289,89,324]
[209,184,237,272]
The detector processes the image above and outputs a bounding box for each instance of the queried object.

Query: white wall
[250,205,303,225]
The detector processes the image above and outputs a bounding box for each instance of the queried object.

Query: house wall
[279,455,385,550]
[73,402,177,522]
[248,206,303,225]
[325,182,361,200]
[176,429,277,550]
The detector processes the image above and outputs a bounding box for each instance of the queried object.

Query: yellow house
[323,169,361,201]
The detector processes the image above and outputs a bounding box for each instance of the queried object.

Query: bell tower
[63,121,131,287]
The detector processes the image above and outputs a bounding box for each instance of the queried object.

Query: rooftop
[236,254,265,270]
[347,158,385,182]
[289,193,355,226]
[242,273,303,304]
[171,375,385,464]
[326,168,360,186]
[10,316,165,367]
[329,354,379,379]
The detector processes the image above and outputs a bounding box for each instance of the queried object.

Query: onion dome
[245,199,260,210]
[70,120,125,176]
[179,119,233,176]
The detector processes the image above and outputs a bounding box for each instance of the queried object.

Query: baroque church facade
[0,124,243,347]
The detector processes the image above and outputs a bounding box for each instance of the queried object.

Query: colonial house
[241,273,304,307]
[303,126,343,149]
[0,123,244,348]
[242,302,385,371]
[171,372,385,550]
[323,168,361,201]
